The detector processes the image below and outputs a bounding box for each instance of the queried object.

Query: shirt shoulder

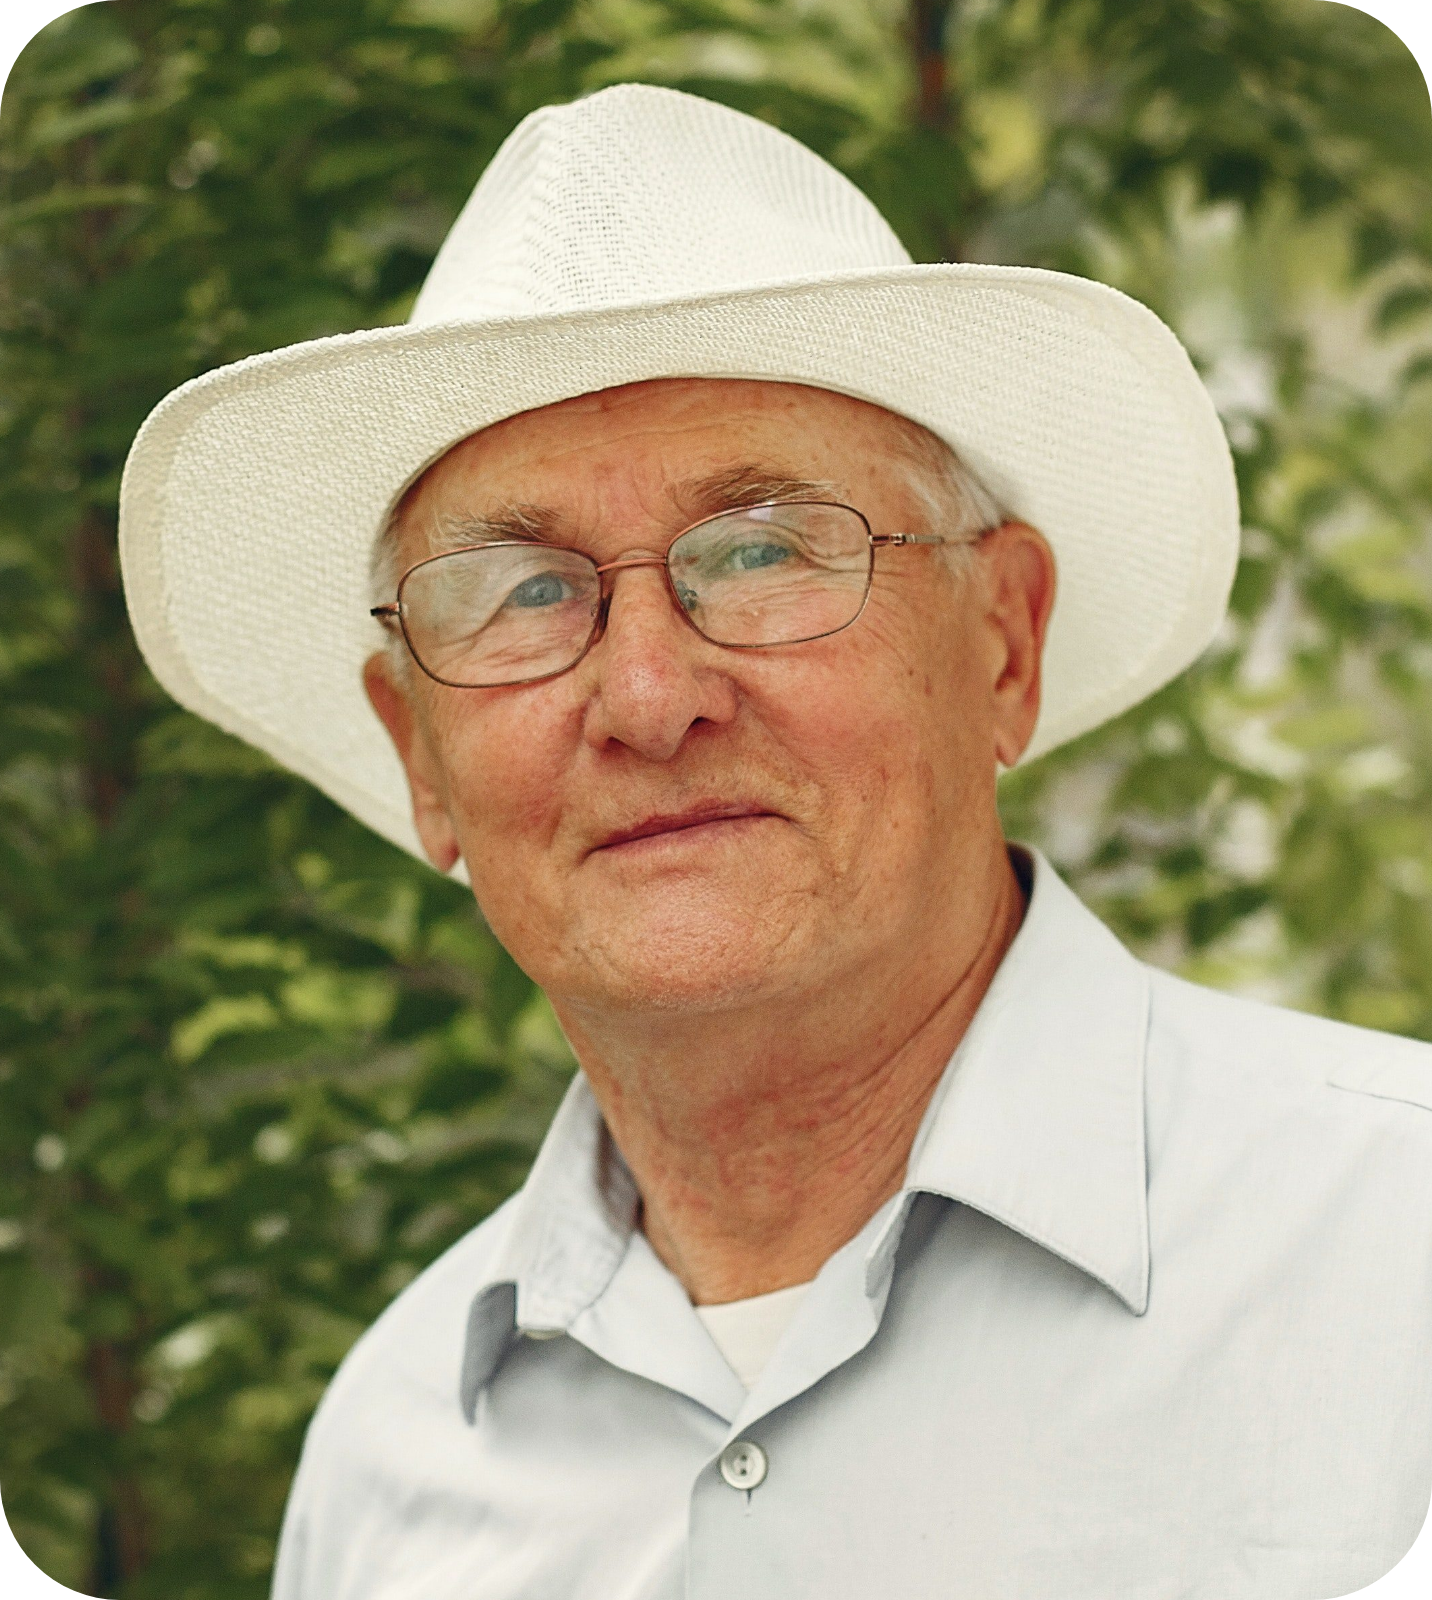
[1145,964,1432,1106]
[1137,969,1432,1323]
[271,1191,525,1600]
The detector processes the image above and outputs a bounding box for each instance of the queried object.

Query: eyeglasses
[370,499,974,689]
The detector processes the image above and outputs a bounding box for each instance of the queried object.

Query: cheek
[761,631,954,822]
[833,590,992,809]
[427,687,575,857]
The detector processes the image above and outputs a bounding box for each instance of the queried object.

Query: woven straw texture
[118,83,1240,876]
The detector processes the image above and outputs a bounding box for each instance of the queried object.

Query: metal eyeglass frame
[369,498,971,690]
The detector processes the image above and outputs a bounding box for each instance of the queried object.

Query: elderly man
[120,85,1432,1600]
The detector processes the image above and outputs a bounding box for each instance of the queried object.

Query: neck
[551,841,1029,1306]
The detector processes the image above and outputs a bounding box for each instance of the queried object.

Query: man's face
[365,378,1051,1017]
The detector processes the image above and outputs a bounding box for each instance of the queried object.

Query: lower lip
[596,814,775,857]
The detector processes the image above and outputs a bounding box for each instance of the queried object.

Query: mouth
[593,803,777,853]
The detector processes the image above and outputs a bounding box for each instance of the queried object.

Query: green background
[2,0,1430,1593]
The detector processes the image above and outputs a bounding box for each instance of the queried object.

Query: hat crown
[410,83,913,326]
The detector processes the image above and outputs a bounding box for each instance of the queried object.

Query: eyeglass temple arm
[870,532,965,547]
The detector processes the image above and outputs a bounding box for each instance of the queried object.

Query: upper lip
[594,801,775,850]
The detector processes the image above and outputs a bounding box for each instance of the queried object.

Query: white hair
[368,416,1007,684]
[880,415,1008,584]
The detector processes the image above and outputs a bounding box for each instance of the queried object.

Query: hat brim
[118,261,1239,878]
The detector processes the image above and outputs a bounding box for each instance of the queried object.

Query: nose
[576,559,738,761]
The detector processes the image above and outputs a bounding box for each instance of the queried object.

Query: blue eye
[729,541,791,572]
[507,571,572,609]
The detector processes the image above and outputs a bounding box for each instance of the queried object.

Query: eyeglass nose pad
[593,555,670,628]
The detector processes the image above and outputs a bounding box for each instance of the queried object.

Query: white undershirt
[693,1279,814,1388]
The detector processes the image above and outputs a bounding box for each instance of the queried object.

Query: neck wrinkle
[556,839,1028,1305]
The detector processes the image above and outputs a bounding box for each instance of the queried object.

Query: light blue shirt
[271,849,1432,1600]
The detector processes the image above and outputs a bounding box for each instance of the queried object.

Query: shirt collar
[862,845,1151,1318]
[460,845,1151,1419]
[461,1070,638,1419]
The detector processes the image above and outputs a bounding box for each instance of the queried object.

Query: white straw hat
[119,82,1239,875]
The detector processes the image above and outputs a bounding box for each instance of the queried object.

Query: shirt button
[718,1439,768,1490]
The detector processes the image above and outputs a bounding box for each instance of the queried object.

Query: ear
[362,652,462,874]
[977,523,1057,770]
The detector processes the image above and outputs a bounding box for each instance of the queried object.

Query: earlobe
[422,831,462,875]
[992,729,1023,770]
[992,699,1033,768]
[362,654,463,874]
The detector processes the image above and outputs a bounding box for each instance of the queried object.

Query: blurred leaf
[1376,283,1432,335]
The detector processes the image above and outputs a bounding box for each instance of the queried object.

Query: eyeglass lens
[397,502,873,687]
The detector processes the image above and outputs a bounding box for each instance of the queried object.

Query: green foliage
[0,2,585,1592]
[1,0,1430,1594]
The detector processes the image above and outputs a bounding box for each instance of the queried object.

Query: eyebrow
[422,464,841,555]
[672,464,842,519]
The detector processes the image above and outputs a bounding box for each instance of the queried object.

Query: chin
[586,967,778,1016]
[570,906,810,1014]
